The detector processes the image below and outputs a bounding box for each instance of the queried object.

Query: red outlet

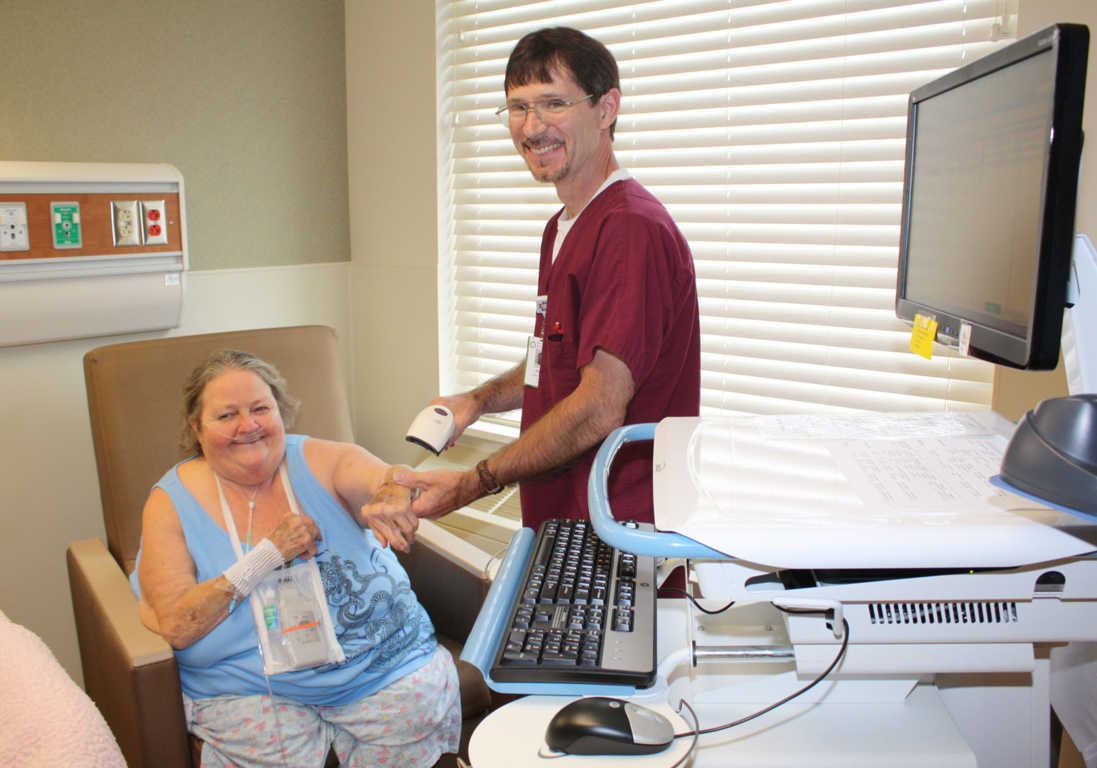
[141,200,168,245]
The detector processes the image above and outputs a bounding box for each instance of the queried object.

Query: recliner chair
[67,325,495,767]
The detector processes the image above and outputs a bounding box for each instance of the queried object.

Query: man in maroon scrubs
[367,27,700,551]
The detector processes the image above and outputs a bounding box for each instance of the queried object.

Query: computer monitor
[895,23,1088,370]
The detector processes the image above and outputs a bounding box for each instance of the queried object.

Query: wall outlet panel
[0,192,182,261]
[0,161,187,347]
[0,202,30,251]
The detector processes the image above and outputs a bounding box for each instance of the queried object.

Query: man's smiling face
[506,67,603,186]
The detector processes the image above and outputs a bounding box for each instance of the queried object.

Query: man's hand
[422,363,526,451]
[427,394,479,451]
[394,467,480,523]
[358,481,419,553]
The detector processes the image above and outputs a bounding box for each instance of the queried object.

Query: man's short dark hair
[505,27,620,138]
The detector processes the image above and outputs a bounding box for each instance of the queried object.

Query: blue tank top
[131,434,437,705]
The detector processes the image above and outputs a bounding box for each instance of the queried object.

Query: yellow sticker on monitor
[910,313,938,359]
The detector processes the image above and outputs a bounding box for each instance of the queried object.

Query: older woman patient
[132,349,460,768]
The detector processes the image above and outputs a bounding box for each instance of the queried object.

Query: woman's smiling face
[192,368,286,481]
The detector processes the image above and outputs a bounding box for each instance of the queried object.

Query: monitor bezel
[895,23,1088,370]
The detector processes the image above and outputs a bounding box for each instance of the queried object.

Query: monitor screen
[895,24,1088,369]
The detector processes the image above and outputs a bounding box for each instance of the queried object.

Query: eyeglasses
[495,94,594,126]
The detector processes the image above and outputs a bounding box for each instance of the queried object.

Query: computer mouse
[405,405,456,455]
[544,696,674,756]
[999,394,1097,515]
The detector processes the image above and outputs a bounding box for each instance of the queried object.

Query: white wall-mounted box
[0,161,187,347]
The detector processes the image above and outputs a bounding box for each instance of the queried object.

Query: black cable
[671,615,851,738]
[669,698,699,768]
[773,603,839,634]
[659,586,735,615]
[773,605,835,617]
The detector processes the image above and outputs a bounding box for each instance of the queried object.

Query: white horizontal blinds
[435,0,1018,419]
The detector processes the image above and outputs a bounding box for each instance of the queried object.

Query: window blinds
[435,0,1018,421]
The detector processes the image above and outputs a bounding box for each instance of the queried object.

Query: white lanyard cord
[215,459,299,563]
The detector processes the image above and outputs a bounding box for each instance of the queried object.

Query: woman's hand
[267,513,322,560]
[359,481,419,553]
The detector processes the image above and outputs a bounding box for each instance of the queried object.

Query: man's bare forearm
[400,353,634,523]
[482,351,634,487]
[469,362,526,415]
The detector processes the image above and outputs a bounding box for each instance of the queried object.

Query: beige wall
[994,0,1097,420]
[0,0,349,270]
[345,0,441,465]
[0,0,352,685]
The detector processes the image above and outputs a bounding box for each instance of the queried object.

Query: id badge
[528,294,547,388]
[522,333,539,386]
[524,335,542,388]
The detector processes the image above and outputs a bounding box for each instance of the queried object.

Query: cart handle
[588,422,730,559]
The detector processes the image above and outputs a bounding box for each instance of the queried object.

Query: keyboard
[488,517,657,688]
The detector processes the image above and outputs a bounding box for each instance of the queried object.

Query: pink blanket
[0,610,125,767]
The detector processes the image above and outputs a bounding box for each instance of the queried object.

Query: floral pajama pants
[186,645,461,767]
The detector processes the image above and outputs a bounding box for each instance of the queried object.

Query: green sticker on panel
[50,202,82,248]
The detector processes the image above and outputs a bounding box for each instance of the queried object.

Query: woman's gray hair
[180,349,300,456]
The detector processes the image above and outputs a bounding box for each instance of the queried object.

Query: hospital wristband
[222,538,283,598]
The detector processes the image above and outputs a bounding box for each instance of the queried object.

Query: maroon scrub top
[519,178,701,532]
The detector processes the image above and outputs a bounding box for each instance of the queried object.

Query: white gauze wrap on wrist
[222,538,283,597]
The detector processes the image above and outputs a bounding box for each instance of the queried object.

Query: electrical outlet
[141,200,168,245]
[0,202,30,251]
[111,200,141,246]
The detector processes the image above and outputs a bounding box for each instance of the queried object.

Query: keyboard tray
[487,518,657,688]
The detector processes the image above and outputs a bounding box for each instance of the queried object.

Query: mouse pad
[469,695,694,766]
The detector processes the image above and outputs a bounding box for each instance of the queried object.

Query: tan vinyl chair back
[84,325,352,575]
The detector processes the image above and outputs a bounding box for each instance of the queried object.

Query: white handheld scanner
[405,405,456,455]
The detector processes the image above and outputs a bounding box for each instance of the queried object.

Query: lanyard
[215,459,300,563]
[214,456,347,673]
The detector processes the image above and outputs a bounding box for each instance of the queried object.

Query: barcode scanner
[405,405,456,455]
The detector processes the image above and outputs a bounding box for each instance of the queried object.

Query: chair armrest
[398,520,493,641]
[67,538,191,768]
